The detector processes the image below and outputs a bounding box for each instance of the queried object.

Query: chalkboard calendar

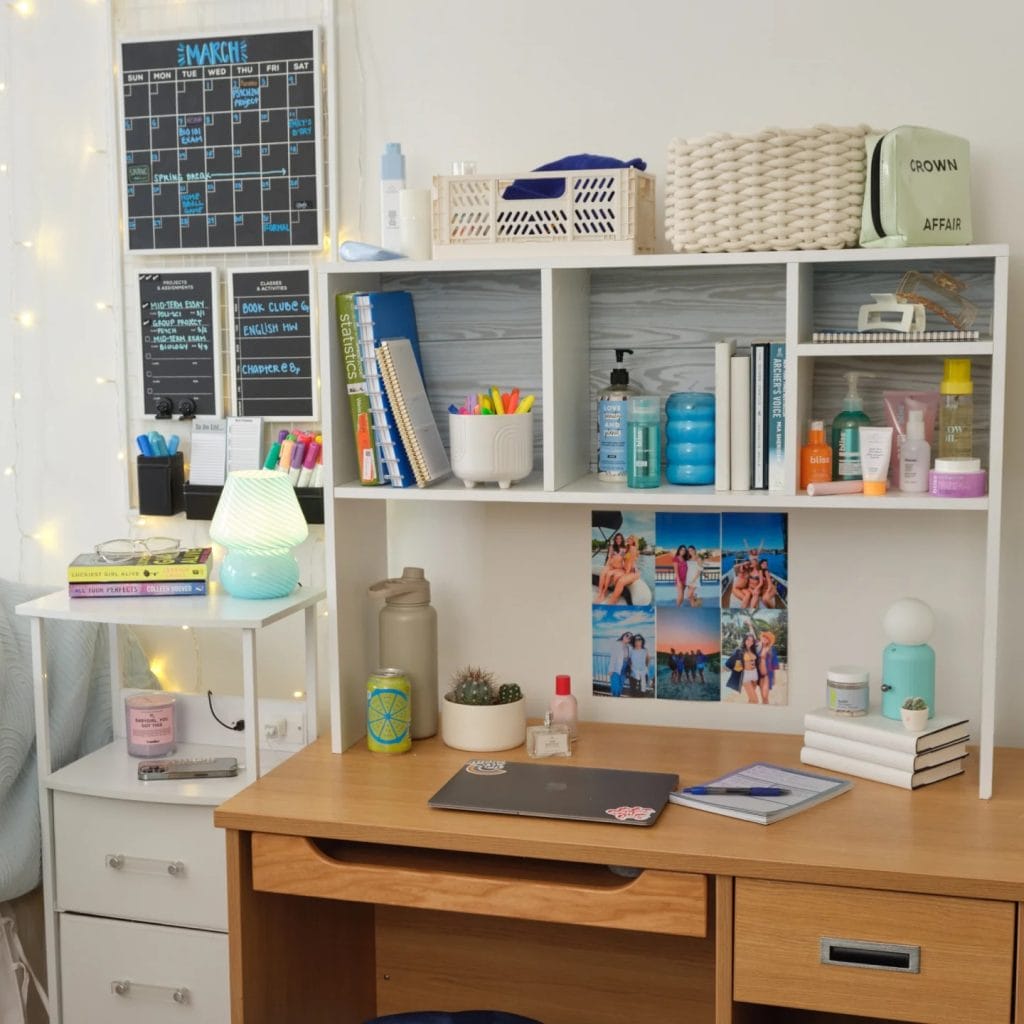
[229,268,317,421]
[120,29,322,252]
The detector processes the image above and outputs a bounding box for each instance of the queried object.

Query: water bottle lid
[555,674,571,695]
[368,566,431,604]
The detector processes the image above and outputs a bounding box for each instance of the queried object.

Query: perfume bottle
[526,712,571,759]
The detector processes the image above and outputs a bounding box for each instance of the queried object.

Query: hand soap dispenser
[597,348,639,481]
[831,372,872,481]
[880,597,936,721]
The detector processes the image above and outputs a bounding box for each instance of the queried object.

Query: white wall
[2,0,1022,738]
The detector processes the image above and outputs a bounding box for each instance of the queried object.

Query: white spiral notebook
[376,336,451,487]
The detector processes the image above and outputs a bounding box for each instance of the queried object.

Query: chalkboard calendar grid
[119,28,322,252]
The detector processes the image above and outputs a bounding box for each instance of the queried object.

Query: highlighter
[166,434,180,456]
[136,434,154,457]
[278,436,295,473]
[297,441,320,487]
[490,385,505,415]
[516,394,535,414]
[507,387,520,414]
[263,442,281,470]
[288,442,306,483]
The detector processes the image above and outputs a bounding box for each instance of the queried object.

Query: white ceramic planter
[441,697,527,751]
[901,707,929,732]
[449,410,534,488]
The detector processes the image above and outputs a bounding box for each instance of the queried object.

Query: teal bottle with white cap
[626,395,661,488]
[831,371,872,480]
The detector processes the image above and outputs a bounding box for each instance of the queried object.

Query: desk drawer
[733,878,1015,1024]
[60,913,228,1024]
[54,792,227,931]
[252,832,708,937]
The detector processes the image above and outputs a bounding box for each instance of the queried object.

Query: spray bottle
[597,348,640,481]
[831,372,873,481]
[368,567,437,738]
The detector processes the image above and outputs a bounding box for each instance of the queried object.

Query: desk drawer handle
[105,853,186,877]
[111,980,190,1005]
[820,937,920,973]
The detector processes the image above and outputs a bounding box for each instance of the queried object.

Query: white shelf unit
[16,586,325,1024]
[318,245,1006,799]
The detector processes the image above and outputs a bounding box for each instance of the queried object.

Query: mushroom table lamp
[209,470,308,599]
[880,597,936,721]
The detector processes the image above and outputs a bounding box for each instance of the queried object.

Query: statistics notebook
[377,336,451,487]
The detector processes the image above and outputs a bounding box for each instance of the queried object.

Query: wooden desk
[215,725,1024,1024]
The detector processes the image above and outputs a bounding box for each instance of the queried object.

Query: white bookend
[800,746,966,790]
[803,730,968,773]
[729,354,751,491]
[714,339,735,491]
[803,708,969,754]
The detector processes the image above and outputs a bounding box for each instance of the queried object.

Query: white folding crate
[432,168,656,259]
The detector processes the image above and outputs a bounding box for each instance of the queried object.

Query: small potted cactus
[900,696,929,732]
[441,666,527,751]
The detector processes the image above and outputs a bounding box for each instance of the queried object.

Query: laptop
[428,758,679,826]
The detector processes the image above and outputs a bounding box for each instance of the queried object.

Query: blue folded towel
[502,154,646,200]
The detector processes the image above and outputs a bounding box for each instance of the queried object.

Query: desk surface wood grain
[214,724,1024,900]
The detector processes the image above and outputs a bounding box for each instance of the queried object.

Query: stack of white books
[800,709,970,790]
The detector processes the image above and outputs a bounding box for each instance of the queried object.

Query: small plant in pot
[441,666,527,752]
[900,696,929,732]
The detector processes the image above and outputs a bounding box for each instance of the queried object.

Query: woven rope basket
[666,124,871,253]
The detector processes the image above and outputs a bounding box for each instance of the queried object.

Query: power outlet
[283,710,305,742]
[261,708,307,749]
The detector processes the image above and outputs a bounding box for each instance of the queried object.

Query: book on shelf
[353,290,425,489]
[810,330,980,343]
[376,336,451,487]
[729,354,751,491]
[336,291,382,486]
[800,745,966,790]
[803,708,969,754]
[803,729,968,773]
[668,762,851,825]
[749,341,770,490]
[67,547,212,582]
[69,580,208,598]
[767,341,785,492]
[713,339,735,491]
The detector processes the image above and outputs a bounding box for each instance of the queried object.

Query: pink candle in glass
[124,693,176,757]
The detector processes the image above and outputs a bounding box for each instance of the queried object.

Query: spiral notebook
[376,336,451,487]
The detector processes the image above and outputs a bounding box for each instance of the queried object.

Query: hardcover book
[803,730,968,773]
[714,339,735,491]
[67,547,212,582]
[800,745,966,790]
[729,354,751,491]
[69,580,208,598]
[803,708,969,754]
[336,291,381,485]
[767,342,786,492]
[749,341,770,490]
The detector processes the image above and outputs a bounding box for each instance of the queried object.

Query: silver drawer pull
[820,937,920,973]
[105,853,186,877]
[111,980,190,1004]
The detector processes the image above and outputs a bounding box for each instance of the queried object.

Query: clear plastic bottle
[626,395,661,488]
[549,674,578,741]
[597,348,639,481]
[938,358,973,459]
[899,408,931,493]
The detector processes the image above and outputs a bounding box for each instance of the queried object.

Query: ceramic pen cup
[449,410,534,489]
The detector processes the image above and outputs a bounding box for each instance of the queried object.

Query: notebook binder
[377,337,451,487]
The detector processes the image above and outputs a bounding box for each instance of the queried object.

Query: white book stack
[800,709,970,790]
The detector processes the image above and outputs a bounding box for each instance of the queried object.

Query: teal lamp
[209,470,308,599]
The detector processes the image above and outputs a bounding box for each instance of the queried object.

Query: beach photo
[592,605,657,698]
[591,509,656,607]
[720,608,789,705]
[654,512,722,609]
[656,605,721,701]
[720,512,788,610]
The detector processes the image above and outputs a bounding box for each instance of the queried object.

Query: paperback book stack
[67,547,212,598]
[800,708,970,790]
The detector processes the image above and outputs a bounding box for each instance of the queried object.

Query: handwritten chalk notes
[138,270,222,418]
[229,268,316,420]
[120,28,322,252]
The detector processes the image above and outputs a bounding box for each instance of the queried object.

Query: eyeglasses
[94,537,181,563]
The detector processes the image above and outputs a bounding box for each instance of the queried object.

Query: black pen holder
[137,453,185,516]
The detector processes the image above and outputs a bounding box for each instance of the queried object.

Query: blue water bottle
[665,392,715,485]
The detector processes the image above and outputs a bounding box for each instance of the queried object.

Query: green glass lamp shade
[209,470,308,599]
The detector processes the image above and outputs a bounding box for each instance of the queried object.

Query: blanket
[0,579,157,902]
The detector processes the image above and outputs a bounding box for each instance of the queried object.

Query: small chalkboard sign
[119,28,322,253]
[138,270,222,419]
[228,267,317,421]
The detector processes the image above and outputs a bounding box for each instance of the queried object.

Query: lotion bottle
[549,674,578,741]
[626,395,661,488]
[597,348,638,481]
[799,420,832,491]
[899,408,931,493]
[831,372,871,481]
[380,142,405,252]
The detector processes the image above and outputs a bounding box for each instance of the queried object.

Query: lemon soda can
[366,669,412,753]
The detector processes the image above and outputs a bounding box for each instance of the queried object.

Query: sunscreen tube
[858,426,893,496]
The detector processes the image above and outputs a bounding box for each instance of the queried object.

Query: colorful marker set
[448,386,535,416]
[263,429,323,487]
[136,431,180,457]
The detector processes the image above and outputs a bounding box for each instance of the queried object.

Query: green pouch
[860,126,972,247]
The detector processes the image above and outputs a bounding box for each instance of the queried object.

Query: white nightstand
[17,586,325,1024]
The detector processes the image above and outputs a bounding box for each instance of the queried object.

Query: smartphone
[138,756,240,781]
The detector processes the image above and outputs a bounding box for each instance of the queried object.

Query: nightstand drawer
[60,913,228,1024]
[54,792,227,931]
[733,878,1015,1024]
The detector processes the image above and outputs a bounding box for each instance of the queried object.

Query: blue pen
[148,431,169,457]
[167,434,180,456]
[682,786,790,797]
[136,434,154,457]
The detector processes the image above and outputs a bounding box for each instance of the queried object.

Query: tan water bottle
[368,567,438,738]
